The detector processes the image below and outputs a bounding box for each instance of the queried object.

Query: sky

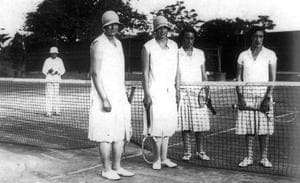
[1,0,300,37]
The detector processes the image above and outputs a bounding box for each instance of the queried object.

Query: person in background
[235,26,277,168]
[89,10,134,180]
[142,15,178,170]
[177,26,211,161]
[42,46,65,117]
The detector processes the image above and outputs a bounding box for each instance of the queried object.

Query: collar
[248,46,265,54]
[247,46,266,58]
[154,38,170,49]
[102,33,118,48]
[179,47,194,56]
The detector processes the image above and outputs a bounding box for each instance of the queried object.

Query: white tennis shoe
[152,160,161,170]
[182,153,192,161]
[238,157,253,167]
[115,168,135,177]
[101,170,120,180]
[161,159,177,168]
[196,152,210,161]
[260,158,272,168]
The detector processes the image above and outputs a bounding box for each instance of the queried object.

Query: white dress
[88,34,131,142]
[235,46,277,135]
[143,38,178,137]
[178,47,210,132]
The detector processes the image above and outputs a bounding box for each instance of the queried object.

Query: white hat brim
[154,23,171,31]
[103,20,122,28]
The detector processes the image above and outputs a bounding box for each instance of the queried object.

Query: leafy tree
[0,33,11,58]
[0,33,10,48]
[255,15,276,30]
[150,1,203,33]
[199,16,276,47]
[25,0,148,46]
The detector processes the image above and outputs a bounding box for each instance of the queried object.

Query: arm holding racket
[142,46,152,110]
[200,61,216,115]
[260,61,277,112]
[236,63,247,108]
[142,46,154,137]
[141,46,157,164]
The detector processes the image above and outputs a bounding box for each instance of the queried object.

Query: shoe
[161,159,177,168]
[238,157,253,167]
[45,113,51,117]
[101,170,120,180]
[196,152,210,161]
[152,160,161,170]
[115,168,135,177]
[182,153,192,161]
[260,158,272,168]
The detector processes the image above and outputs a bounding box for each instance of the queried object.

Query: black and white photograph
[0,0,300,182]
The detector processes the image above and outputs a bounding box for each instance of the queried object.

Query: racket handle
[210,107,217,115]
[128,87,136,104]
[207,98,217,115]
[146,107,151,127]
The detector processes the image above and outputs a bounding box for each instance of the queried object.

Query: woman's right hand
[102,98,112,112]
[143,95,152,109]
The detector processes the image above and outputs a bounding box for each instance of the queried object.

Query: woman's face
[103,23,119,37]
[183,32,195,49]
[251,30,264,48]
[155,26,169,40]
[50,53,58,59]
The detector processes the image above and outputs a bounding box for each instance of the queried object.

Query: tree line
[0,0,276,76]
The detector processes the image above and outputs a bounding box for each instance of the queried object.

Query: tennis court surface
[0,78,300,182]
[1,142,300,183]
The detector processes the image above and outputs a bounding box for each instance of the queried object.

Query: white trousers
[45,82,60,114]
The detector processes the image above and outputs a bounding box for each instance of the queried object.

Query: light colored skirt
[88,87,131,142]
[235,86,274,135]
[178,89,210,132]
[143,88,178,137]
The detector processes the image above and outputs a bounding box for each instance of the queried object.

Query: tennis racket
[142,105,157,164]
[233,97,298,124]
[233,95,272,128]
[127,86,136,104]
[122,86,136,158]
[198,87,217,115]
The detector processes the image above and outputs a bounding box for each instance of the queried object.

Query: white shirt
[178,47,205,83]
[42,57,65,81]
[237,46,277,82]
[90,33,126,99]
[144,38,178,95]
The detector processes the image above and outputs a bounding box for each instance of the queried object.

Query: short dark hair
[247,26,266,38]
[179,25,197,43]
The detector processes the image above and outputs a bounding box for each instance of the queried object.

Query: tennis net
[0,78,299,177]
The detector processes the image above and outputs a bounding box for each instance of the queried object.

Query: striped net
[0,78,299,176]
